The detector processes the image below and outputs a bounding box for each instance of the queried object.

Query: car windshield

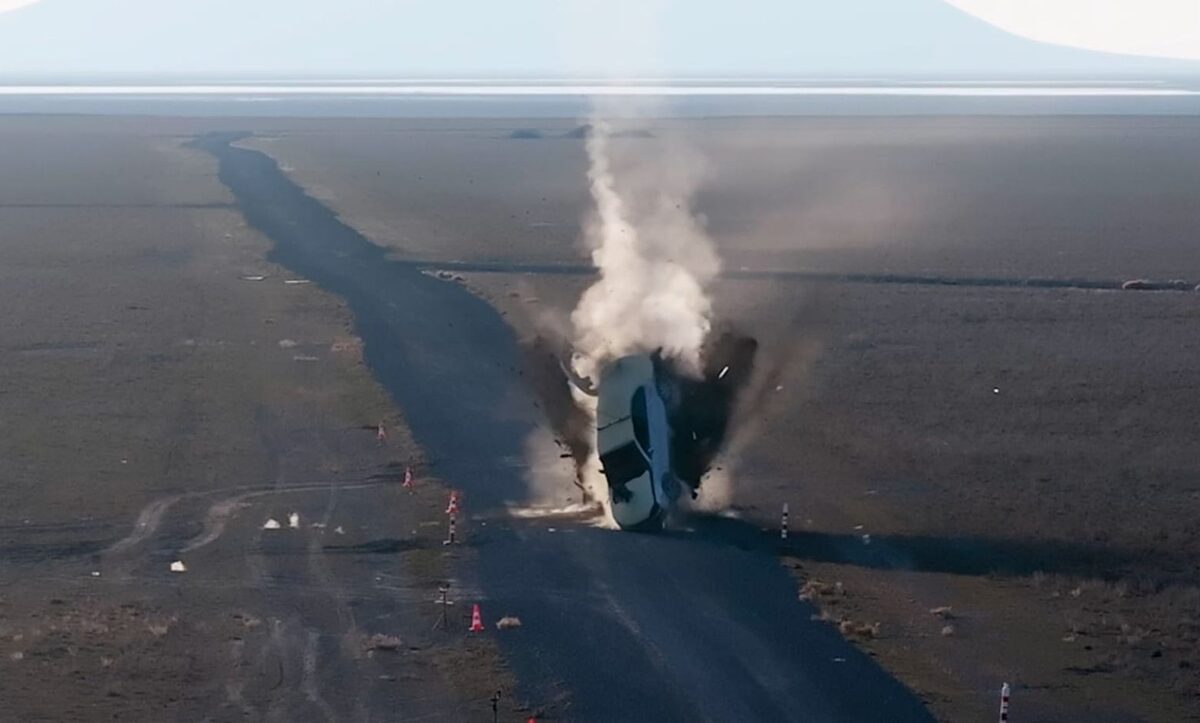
[600,442,647,487]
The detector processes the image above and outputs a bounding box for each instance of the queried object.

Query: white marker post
[781,503,789,540]
[444,491,460,546]
[999,682,1010,722]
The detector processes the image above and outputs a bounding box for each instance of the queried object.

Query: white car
[596,354,680,531]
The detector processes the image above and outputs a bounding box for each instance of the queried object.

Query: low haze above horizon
[0,0,1198,80]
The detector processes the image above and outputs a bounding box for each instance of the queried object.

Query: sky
[0,0,1197,79]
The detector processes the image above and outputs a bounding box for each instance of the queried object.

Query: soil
[250,115,1200,722]
[0,116,514,722]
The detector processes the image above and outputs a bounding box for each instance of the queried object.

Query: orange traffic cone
[468,603,485,632]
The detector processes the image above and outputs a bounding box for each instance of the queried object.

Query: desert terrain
[1,111,1199,722]
[250,115,1200,722]
[0,116,512,722]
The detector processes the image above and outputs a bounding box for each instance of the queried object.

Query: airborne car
[596,354,680,530]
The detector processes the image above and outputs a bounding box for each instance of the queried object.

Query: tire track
[303,629,339,723]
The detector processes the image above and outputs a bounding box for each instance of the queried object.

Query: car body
[596,354,679,531]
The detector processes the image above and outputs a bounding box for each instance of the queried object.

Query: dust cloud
[568,116,720,384]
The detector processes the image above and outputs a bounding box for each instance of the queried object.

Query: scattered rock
[941,624,956,637]
[930,606,955,620]
[147,622,171,637]
[838,619,880,639]
[496,616,522,630]
[277,339,298,348]
[365,633,403,652]
[169,560,187,573]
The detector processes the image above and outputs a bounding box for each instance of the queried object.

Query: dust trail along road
[192,131,933,722]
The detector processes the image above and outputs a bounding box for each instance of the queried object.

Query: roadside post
[490,689,501,723]
[999,682,1010,722]
[444,491,460,545]
[781,502,789,540]
[432,584,451,631]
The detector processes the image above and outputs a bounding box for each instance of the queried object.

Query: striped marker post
[781,503,789,540]
[444,491,459,545]
[999,682,1010,722]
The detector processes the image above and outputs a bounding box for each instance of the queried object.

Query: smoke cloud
[569,117,721,385]
[560,113,739,519]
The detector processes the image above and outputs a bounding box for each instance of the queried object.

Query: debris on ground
[930,606,955,620]
[263,518,281,530]
[496,616,522,630]
[941,625,956,637]
[798,578,846,602]
[288,512,300,528]
[838,619,881,639]
[169,560,187,573]
[364,633,403,652]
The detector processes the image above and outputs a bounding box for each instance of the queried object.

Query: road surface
[193,131,934,722]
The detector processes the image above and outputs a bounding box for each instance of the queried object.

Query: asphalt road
[193,131,934,722]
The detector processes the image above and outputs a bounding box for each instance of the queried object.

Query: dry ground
[251,116,1200,722]
[0,117,513,722]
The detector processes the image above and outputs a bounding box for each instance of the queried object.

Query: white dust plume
[569,118,720,385]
